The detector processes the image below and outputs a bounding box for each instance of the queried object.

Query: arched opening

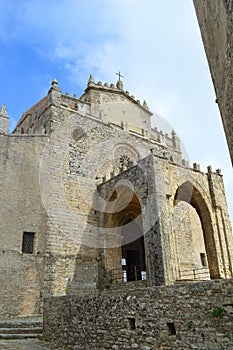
[104,185,147,284]
[173,201,210,280]
[173,181,220,280]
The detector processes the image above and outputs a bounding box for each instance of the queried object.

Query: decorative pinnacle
[116,80,124,90]
[50,78,61,92]
[88,74,95,85]
[143,100,149,109]
[52,78,58,86]
[0,104,8,118]
[172,130,177,137]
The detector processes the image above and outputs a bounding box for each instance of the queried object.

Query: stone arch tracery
[113,143,139,171]
[94,143,140,183]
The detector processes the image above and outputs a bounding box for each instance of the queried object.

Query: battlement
[12,76,152,135]
[10,77,183,164]
[81,74,152,114]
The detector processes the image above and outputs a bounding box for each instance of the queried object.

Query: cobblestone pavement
[0,339,65,350]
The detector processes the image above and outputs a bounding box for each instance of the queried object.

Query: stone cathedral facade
[0,76,232,319]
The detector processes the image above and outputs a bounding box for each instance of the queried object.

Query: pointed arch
[174,181,220,279]
[103,185,147,283]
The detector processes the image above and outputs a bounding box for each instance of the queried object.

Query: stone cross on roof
[116,71,124,90]
[116,71,124,81]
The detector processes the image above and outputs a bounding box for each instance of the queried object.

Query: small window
[22,232,35,254]
[128,317,136,330]
[200,253,207,267]
[167,322,176,336]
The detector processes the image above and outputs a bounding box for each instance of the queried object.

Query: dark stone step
[0,317,43,340]
[0,317,43,329]
[0,327,43,334]
[0,333,41,340]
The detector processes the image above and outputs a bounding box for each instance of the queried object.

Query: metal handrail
[105,266,147,284]
[105,266,210,286]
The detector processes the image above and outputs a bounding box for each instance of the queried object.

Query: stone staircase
[0,316,43,340]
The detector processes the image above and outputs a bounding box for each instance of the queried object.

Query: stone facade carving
[114,143,139,171]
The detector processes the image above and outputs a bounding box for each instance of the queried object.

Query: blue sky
[0,0,232,220]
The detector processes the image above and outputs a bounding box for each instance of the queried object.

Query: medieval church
[0,74,233,348]
[0,74,232,319]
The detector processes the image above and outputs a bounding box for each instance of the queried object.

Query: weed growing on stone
[212,307,225,318]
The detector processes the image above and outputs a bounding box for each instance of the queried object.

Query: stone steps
[71,281,148,298]
[0,316,43,340]
[105,280,147,292]
[175,278,208,284]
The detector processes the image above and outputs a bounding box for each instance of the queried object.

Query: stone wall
[43,279,233,350]
[173,202,210,280]
[193,0,233,164]
[0,135,48,318]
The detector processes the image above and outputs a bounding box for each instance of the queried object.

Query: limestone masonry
[0,75,232,349]
[193,0,233,164]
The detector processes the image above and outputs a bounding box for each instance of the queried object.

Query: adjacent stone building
[193,0,233,165]
[0,76,232,321]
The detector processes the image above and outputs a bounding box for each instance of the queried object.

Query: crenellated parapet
[83,74,150,112]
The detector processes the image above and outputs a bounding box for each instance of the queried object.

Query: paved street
[0,339,65,350]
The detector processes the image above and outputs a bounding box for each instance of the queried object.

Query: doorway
[121,221,146,282]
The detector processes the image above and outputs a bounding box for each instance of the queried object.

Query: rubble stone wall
[43,279,233,350]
